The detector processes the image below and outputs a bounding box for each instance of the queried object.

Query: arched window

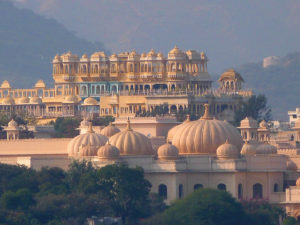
[96,86,100,94]
[82,65,87,74]
[130,64,133,72]
[171,63,176,72]
[91,86,95,95]
[238,184,243,199]
[179,184,183,199]
[274,183,279,192]
[253,183,263,199]
[194,184,203,191]
[158,184,167,199]
[81,86,87,95]
[94,64,99,73]
[134,63,138,72]
[217,183,226,191]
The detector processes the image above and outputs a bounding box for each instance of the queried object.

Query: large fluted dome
[67,123,108,156]
[167,115,191,142]
[100,122,120,137]
[109,119,154,155]
[171,104,243,154]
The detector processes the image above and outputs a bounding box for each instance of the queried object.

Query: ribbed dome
[256,143,277,154]
[296,178,300,187]
[167,115,191,142]
[83,97,98,106]
[100,122,120,137]
[216,140,239,159]
[97,143,120,160]
[241,141,256,156]
[172,104,243,154]
[30,96,42,104]
[109,119,154,155]
[18,96,30,104]
[2,96,15,105]
[67,123,108,156]
[1,80,11,89]
[157,143,179,160]
[79,144,98,157]
[35,80,46,88]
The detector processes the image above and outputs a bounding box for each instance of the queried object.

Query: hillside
[0,0,107,88]
[237,52,300,120]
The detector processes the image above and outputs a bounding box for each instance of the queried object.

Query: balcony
[63,75,75,81]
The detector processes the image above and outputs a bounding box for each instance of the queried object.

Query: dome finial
[225,139,229,144]
[87,122,94,133]
[126,118,132,131]
[201,104,213,120]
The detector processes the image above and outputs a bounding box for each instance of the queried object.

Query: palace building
[0,46,251,122]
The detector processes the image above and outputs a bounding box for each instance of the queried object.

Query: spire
[225,139,229,144]
[87,122,94,133]
[126,118,132,131]
[200,104,213,120]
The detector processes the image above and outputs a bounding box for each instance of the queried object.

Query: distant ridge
[237,52,300,120]
[0,0,108,88]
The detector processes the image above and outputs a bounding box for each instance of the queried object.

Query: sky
[12,0,300,73]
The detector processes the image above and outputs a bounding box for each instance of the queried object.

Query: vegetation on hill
[0,0,107,88]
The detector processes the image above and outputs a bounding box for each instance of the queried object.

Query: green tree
[53,117,80,138]
[234,94,272,126]
[143,188,249,225]
[241,200,284,225]
[283,216,297,225]
[98,164,152,224]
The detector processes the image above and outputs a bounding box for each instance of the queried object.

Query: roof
[218,69,244,82]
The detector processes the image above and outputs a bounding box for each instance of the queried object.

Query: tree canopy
[234,94,272,126]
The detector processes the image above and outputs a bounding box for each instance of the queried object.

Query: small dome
[218,69,244,82]
[200,51,207,60]
[287,161,298,171]
[54,54,61,61]
[30,96,42,104]
[147,49,157,58]
[157,143,179,160]
[35,80,46,88]
[8,119,18,128]
[97,143,120,160]
[100,122,120,137]
[140,53,146,58]
[216,140,239,159]
[67,123,108,156]
[109,119,154,155]
[2,96,15,105]
[167,115,191,142]
[1,80,11,89]
[296,178,300,187]
[157,52,164,58]
[172,104,243,154]
[83,97,98,106]
[63,95,80,104]
[241,141,256,156]
[169,45,181,54]
[259,120,268,128]
[80,118,89,127]
[256,143,277,154]
[79,143,98,157]
[18,96,30,104]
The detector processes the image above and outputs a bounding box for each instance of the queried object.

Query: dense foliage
[0,162,163,225]
[142,189,286,225]
[234,94,271,126]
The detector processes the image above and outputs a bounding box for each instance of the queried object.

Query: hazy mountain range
[0,0,299,120]
[0,0,107,87]
[11,0,300,73]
